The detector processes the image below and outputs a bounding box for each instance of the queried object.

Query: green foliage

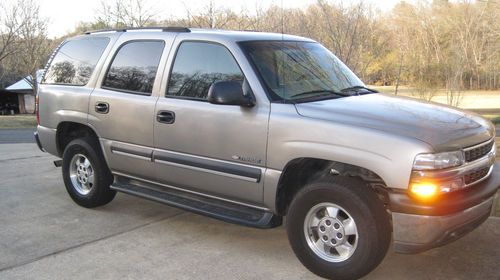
[489,116,500,125]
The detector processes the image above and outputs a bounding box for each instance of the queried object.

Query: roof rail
[84,26,191,35]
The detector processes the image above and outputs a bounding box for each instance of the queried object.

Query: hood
[294,94,494,151]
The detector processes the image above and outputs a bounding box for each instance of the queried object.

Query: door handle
[157,110,175,124]
[95,102,109,114]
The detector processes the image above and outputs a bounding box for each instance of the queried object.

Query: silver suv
[35,27,499,279]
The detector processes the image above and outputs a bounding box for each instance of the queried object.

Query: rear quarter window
[42,37,110,86]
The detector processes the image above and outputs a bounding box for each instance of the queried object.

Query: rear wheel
[69,153,94,196]
[286,177,391,280]
[62,137,116,208]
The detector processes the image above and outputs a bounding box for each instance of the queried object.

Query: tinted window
[43,37,109,85]
[103,41,165,94]
[167,42,243,100]
[241,41,364,101]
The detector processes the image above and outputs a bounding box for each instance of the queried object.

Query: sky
[34,0,407,38]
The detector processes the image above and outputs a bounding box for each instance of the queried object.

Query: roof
[80,27,315,43]
[187,28,314,42]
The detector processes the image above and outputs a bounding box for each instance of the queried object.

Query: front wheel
[286,177,391,280]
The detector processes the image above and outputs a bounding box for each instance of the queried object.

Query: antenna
[281,0,284,38]
[281,0,285,102]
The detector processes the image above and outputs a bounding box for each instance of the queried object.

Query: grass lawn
[0,115,37,129]
[371,85,500,110]
[371,85,500,97]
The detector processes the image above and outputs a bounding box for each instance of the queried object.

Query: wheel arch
[274,157,389,216]
[56,121,100,157]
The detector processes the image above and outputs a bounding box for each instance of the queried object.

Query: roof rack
[84,26,191,35]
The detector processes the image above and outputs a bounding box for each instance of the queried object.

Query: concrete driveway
[0,143,499,280]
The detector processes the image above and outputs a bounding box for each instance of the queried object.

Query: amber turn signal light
[409,183,438,200]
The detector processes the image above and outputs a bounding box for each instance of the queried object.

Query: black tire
[286,176,391,280]
[62,137,116,208]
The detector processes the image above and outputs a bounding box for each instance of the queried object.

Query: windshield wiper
[340,85,378,94]
[290,89,350,99]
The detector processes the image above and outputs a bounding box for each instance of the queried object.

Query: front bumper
[390,167,500,254]
[392,196,493,253]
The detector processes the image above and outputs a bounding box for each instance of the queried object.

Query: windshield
[241,41,366,102]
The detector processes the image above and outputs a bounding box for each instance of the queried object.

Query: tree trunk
[395,51,404,95]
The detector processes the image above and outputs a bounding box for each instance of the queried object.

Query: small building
[0,71,42,115]
[0,88,23,115]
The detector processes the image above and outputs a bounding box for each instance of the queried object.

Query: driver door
[153,40,269,205]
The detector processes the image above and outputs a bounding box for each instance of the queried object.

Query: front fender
[263,104,432,211]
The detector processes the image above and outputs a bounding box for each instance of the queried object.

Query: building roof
[4,70,44,94]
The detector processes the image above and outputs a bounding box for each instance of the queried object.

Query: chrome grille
[464,167,490,185]
[464,140,494,162]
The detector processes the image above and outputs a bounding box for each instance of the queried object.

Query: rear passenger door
[153,41,269,205]
[89,34,173,180]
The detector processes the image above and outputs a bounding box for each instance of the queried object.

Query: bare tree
[17,0,51,91]
[0,1,24,64]
[181,0,239,29]
[313,1,370,71]
[0,0,51,92]
[96,0,158,28]
[2,0,500,96]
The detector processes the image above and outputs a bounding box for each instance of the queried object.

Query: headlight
[413,151,464,170]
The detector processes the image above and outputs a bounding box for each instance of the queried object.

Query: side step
[110,177,282,229]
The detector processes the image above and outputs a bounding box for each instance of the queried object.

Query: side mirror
[207,80,255,107]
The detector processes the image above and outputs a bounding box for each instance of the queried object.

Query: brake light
[35,94,40,125]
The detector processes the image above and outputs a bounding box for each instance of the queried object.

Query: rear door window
[42,37,110,85]
[102,41,165,95]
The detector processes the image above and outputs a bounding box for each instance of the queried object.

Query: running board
[110,177,282,229]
